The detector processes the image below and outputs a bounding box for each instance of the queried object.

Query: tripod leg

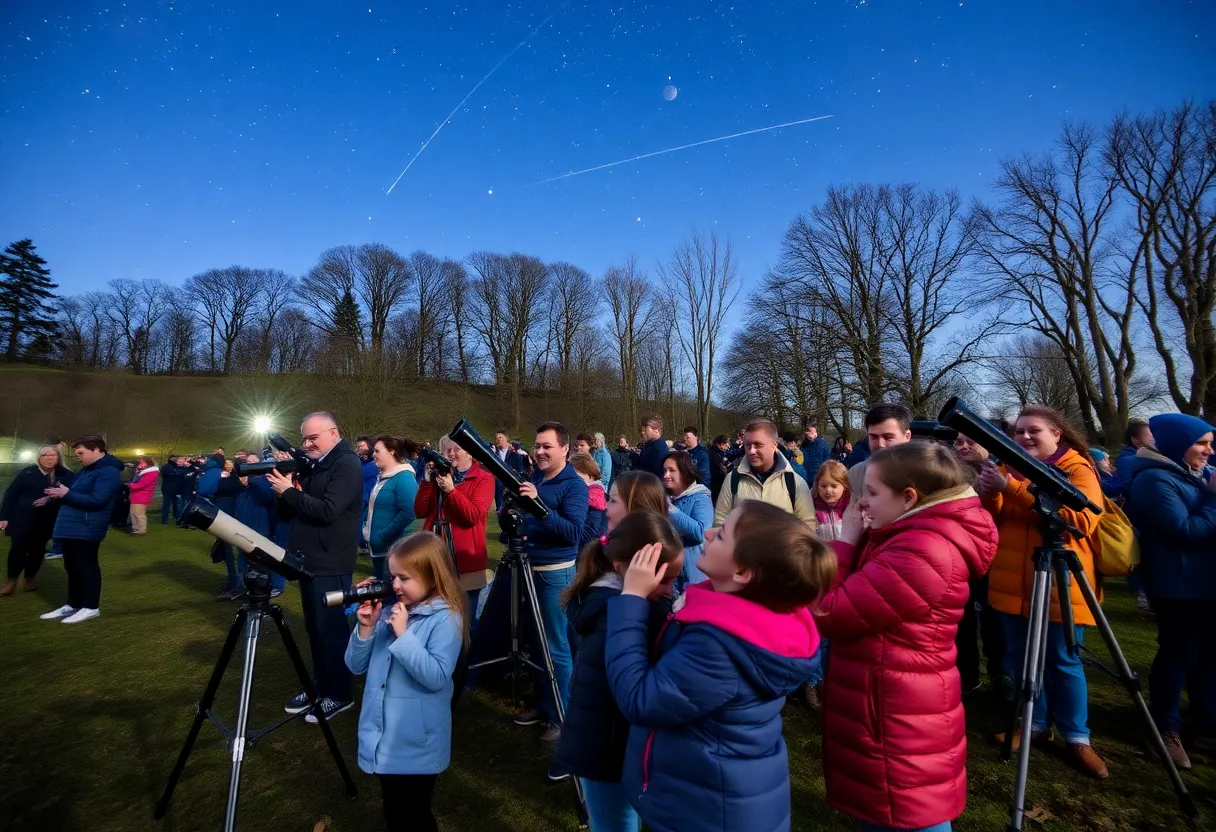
[1069,564,1198,819]
[270,607,358,799]
[519,566,588,825]
[1053,557,1077,653]
[155,608,247,820]
[1006,554,1054,832]
[222,610,263,832]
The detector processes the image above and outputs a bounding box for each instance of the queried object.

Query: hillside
[0,366,744,459]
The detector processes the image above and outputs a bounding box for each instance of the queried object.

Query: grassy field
[1,511,1213,831]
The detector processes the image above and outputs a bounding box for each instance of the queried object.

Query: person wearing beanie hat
[1123,412,1216,770]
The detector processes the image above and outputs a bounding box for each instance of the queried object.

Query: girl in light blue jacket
[345,532,468,831]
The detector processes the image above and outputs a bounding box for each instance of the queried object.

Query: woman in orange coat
[979,405,1108,780]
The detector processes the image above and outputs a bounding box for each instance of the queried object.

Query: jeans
[999,612,1090,742]
[532,564,575,725]
[377,773,437,832]
[62,539,102,610]
[161,492,184,525]
[237,553,286,592]
[1149,599,1216,735]
[860,823,951,832]
[7,532,52,580]
[299,574,354,702]
[222,544,242,591]
[581,778,640,832]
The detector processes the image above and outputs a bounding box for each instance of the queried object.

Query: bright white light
[134,448,144,456]
[253,416,273,433]
[18,450,34,462]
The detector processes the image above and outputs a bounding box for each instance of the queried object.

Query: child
[555,511,684,831]
[816,442,998,832]
[345,532,468,832]
[813,459,851,542]
[571,452,607,545]
[605,501,835,832]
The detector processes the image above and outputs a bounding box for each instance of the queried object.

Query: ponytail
[561,511,682,606]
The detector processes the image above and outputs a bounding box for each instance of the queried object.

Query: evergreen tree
[0,239,58,362]
[333,290,362,340]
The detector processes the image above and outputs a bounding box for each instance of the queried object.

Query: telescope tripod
[1001,493,1197,831]
[467,509,588,826]
[155,571,357,831]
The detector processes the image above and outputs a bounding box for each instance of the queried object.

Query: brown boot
[1153,733,1192,771]
[0,579,16,597]
[994,727,1053,751]
[1068,742,1109,779]
[23,577,38,592]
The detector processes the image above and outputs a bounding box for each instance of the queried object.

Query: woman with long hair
[980,405,1108,779]
[603,470,667,534]
[1,445,73,595]
[363,435,418,581]
[661,450,714,586]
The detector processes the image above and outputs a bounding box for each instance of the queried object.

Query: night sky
[2,1,1214,296]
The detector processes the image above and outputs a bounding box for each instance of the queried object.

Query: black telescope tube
[447,420,549,519]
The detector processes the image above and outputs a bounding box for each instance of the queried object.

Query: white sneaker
[62,608,100,624]
[40,605,78,620]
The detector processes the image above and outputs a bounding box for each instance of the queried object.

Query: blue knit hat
[1089,448,1109,462]
[1148,413,1215,468]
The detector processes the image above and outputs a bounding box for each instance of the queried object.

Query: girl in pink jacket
[127,455,159,536]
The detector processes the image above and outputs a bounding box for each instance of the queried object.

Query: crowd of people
[2,401,1214,832]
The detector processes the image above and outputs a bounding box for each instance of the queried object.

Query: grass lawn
[1,515,1213,831]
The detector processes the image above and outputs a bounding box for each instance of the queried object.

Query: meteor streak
[525,114,834,187]
[385,1,570,195]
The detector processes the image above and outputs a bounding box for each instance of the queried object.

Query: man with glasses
[267,411,363,724]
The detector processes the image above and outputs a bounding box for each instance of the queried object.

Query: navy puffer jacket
[52,454,124,541]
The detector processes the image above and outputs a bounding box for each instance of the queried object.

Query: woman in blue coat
[345,532,466,832]
[1125,413,1216,771]
[362,436,418,581]
[661,451,714,586]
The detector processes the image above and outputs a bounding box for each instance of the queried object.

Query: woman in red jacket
[127,455,159,536]
[815,442,998,832]
[414,437,495,613]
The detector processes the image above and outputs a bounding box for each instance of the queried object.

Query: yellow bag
[1092,494,1141,577]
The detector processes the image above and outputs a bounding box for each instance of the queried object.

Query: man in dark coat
[800,422,831,485]
[267,411,363,722]
[681,426,713,486]
[632,415,668,479]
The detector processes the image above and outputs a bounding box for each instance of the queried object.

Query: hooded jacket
[1124,413,1216,601]
[592,446,613,490]
[814,493,850,542]
[580,481,607,546]
[0,464,74,538]
[686,442,712,487]
[983,447,1102,626]
[514,463,589,566]
[633,437,669,480]
[605,585,821,832]
[51,454,124,541]
[128,465,159,506]
[800,435,831,484]
[668,483,714,583]
[816,490,998,829]
[415,462,494,579]
[344,597,463,775]
[712,451,817,532]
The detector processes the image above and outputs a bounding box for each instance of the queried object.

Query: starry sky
[2,1,1214,296]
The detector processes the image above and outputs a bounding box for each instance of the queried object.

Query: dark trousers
[160,492,184,525]
[299,574,353,702]
[377,773,437,832]
[62,538,102,609]
[956,574,1005,690]
[1150,599,1216,736]
[7,532,52,580]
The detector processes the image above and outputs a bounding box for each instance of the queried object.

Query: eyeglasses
[301,428,336,445]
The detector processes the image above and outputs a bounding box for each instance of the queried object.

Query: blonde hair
[387,532,470,646]
[570,452,601,482]
[138,454,157,468]
[867,442,974,505]
[35,445,64,482]
[610,470,667,515]
[813,459,850,496]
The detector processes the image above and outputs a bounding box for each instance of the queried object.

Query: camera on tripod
[419,446,453,477]
[232,456,296,478]
[323,579,396,608]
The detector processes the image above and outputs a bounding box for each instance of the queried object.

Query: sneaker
[539,723,562,744]
[304,698,353,724]
[1068,742,1109,779]
[1153,733,1192,771]
[284,691,312,715]
[62,608,100,624]
[1136,592,1152,613]
[514,707,545,727]
[44,552,62,561]
[40,604,78,620]
[546,760,571,782]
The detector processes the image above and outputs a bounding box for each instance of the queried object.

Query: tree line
[1,99,1212,443]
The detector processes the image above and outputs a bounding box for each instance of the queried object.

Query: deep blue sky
[2,1,1214,296]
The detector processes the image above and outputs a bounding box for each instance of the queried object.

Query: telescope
[324,579,396,608]
[267,432,312,469]
[447,420,548,519]
[180,498,310,580]
[910,420,959,442]
[937,397,1101,515]
[419,446,453,477]
[232,457,296,478]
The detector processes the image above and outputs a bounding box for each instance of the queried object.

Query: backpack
[1092,491,1141,577]
[730,466,798,512]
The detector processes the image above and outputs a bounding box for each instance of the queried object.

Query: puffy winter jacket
[605,586,820,832]
[1125,422,1216,601]
[128,467,159,506]
[580,482,607,546]
[632,438,668,480]
[816,490,997,829]
[668,484,713,583]
[512,463,589,566]
[814,494,849,542]
[712,452,817,532]
[686,443,712,486]
[415,463,494,579]
[800,436,831,484]
[345,598,463,775]
[51,454,124,541]
[363,465,418,556]
[983,447,1101,626]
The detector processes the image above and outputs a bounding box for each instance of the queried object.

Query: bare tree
[103,279,173,375]
[301,244,414,357]
[985,335,1082,421]
[252,270,297,374]
[407,251,452,379]
[973,122,1138,443]
[1107,100,1216,419]
[185,266,266,374]
[603,256,653,430]
[658,229,741,435]
[443,259,474,383]
[548,262,599,393]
